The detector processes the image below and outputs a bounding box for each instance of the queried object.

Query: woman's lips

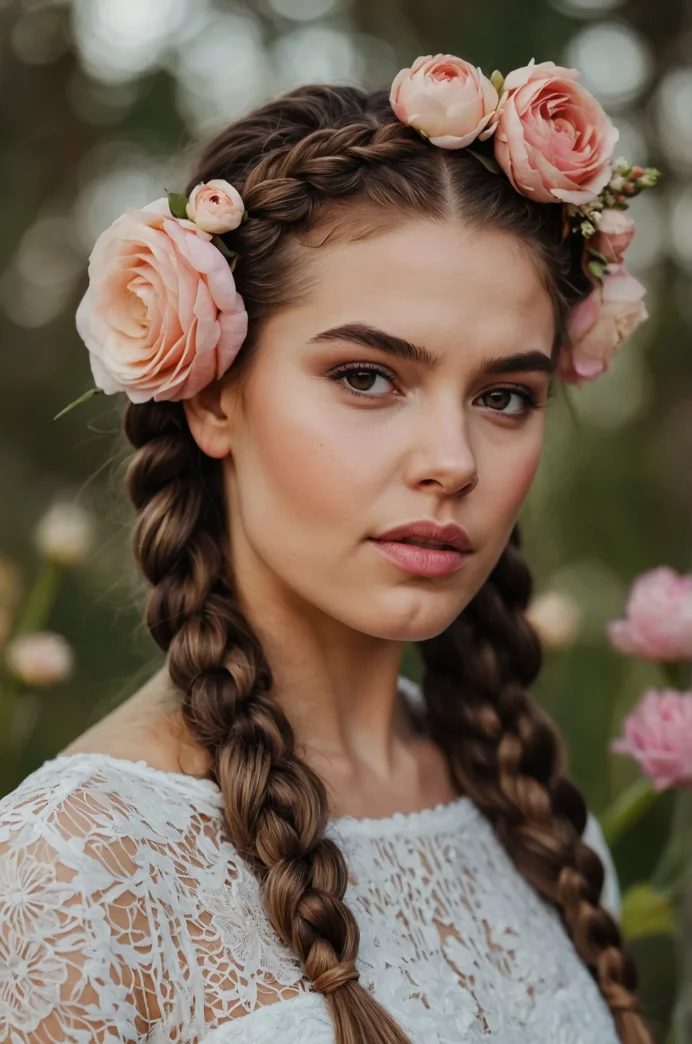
[369,538,471,577]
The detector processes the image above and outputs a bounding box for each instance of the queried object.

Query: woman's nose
[405,407,479,496]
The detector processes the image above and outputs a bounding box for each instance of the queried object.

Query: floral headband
[56,53,660,420]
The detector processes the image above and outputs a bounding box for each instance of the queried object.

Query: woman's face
[190,217,555,642]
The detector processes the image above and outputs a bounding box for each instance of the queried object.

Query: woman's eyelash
[327,362,396,398]
[327,362,545,415]
[485,383,545,412]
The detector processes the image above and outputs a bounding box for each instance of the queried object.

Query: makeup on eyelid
[325,360,545,418]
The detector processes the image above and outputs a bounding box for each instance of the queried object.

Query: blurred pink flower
[611,689,692,791]
[607,567,692,661]
[4,632,74,687]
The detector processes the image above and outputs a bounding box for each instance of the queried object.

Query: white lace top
[0,677,621,1044]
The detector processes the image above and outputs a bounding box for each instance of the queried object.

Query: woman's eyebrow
[308,321,555,376]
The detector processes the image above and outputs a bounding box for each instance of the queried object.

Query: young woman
[0,55,658,1044]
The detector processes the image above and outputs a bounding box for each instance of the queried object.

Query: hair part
[123,82,653,1044]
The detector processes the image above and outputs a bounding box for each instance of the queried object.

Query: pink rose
[607,567,692,661]
[557,265,647,385]
[390,53,499,149]
[489,60,619,204]
[611,689,692,791]
[186,179,245,234]
[590,208,636,263]
[75,198,248,403]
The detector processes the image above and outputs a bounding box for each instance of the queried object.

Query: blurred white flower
[525,591,582,649]
[5,632,75,687]
[34,502,95,566]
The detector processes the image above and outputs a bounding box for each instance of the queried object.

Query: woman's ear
[182,377,240,459]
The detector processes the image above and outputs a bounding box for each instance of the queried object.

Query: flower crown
[56,53,660,419]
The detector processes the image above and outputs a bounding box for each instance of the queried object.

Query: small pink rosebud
[611,689,692,791]
[389,53,499,149]
[607,566,692,661]
[5,631,74,687]
[186,179,245,235]
[631,165,645,179]
[591,208,636,264]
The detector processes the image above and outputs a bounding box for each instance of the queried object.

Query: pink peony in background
[186,179,245,234]
[389,53,499,149]
[488,59,619,204]
[75,197,248,404]
[590,208,636,264]
[607,567,692,661]
[557,265,648,385]
[611,689,692,791]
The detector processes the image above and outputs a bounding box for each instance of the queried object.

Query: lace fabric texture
[0,680,621,1044]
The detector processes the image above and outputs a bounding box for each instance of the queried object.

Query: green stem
[14,560,62,636]
[599,774,660,847]
[660,661,690,691]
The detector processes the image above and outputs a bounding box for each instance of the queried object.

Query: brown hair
[123,84,654,1044]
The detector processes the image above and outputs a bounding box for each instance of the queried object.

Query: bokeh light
[564,21,652,106]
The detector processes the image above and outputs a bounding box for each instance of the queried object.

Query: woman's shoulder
[0,753,249,1041]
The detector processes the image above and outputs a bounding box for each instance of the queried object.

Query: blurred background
[0,0,690,1037]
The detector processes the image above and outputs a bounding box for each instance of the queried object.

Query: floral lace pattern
[0,679,621,1043]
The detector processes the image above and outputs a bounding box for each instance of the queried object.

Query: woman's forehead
[287,219,555,356]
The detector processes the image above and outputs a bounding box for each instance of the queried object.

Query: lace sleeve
[0,776,160,1043]
[584,810,622,922]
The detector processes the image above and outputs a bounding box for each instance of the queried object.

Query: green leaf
[586,258,605,281]
[53,387,103,420]
[241,209,249,223]
[211,236,238,261]
[467,148,501,176]
[490,69,505,95]
[167,192,189,220]
[621,882,675,940]
[587,247,609,266]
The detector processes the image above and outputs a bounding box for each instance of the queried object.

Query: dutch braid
[124,399,410,1044]
[122,82,654,1043]
[420,526,653,1043]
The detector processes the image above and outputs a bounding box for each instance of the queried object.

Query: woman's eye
[329,365,396,399]
[477,387,540,417]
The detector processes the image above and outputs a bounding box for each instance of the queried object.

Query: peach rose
[489,60,619,204]
[607,567,692,662]
[75,198,248,403]
[611,689,692,791]
[590,208,636,263]
[186,179,245,234]
[390,53,499,149]
[557,265,647,384]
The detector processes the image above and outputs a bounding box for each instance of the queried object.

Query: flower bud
[5,631,74,687]
[34,502,94,566]
[525,591,582,648]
